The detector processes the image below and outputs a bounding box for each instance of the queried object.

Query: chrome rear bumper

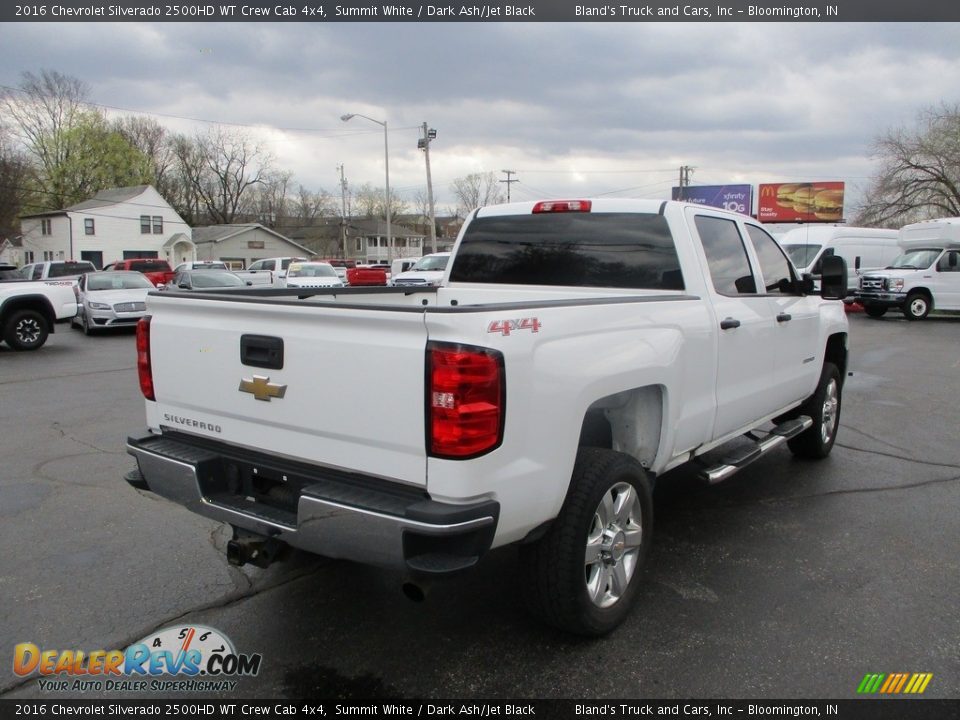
[127,432,498,575]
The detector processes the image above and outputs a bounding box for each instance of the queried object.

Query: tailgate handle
[241,335,284,370]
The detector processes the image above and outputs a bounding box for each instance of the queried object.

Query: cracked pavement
[1,312,957,699]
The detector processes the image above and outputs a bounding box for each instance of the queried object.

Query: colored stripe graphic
[858,673,932,694]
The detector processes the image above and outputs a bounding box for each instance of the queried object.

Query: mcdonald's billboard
[757,182,845,223]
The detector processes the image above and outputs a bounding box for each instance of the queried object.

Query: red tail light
[532,200,592,213]
[427,342,505,459]
[136,316,155,401]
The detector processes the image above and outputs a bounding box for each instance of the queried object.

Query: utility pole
[337,164,348,259]
[419,123,438,254]
[500,170,518,203]
[677,165,693,200]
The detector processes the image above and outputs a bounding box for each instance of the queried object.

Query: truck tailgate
[146,294,429,487]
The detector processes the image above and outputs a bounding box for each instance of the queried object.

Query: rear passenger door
[689,211,778,440]
[933,250,960,309]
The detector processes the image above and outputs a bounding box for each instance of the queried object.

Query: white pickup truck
[0,278,78,350]
[127,199,850,635]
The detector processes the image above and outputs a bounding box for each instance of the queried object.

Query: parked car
[346,265,388,287]
[173,261,228,272]
[162,270,251,291]
[72,271,153,335]
[311,258,357,285]
[284,262,344,289]
[390,252,451,287]
[103,258,175,287]
[20,260,96,281]
[391,257,420,277]
[0,277,78,350]
[244,257,308,286]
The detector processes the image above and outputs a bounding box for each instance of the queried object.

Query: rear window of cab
[449,212,684,290]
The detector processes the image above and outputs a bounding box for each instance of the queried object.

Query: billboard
[672,184,752,215]
[757,182,845,223]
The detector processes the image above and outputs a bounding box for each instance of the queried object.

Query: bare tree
[855,103,960,227]
[350,182,407,221]
[293,184,335,224]
[0,69,91,209]
[246,169,294,227]
[450,171,505,218]
[187,127,272,225]
[114,115,176,194]
[0,125,29,240]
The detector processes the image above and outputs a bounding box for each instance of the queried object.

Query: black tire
[521,447,653,636]
[787,362,841,459]
[81,311,94,336]
[3,309,50,351]
[903,292,931,321]
[863,304,887,318]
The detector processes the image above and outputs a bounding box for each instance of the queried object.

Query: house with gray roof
[192,224,314,269]
[18,185,193,269]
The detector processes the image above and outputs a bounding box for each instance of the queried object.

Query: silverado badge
[238,375,287,402]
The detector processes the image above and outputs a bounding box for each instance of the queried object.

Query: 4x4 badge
[239,375,287,401]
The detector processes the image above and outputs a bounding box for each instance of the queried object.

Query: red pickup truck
[104,259,176,287]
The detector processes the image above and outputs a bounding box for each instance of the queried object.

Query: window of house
[695,215,757,296]
[746,225,796,294]
[84,218,95,235]
[41,218,52,235]
[43,250,55,261]
[355,238,363,252]
[153,216,163,234]
[140,215,151,234]
[24,251,34,264]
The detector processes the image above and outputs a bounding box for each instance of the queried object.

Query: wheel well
[577,385,663,471]
[0,296,56,330]
[906,287,933,304]
[825,333,848,384]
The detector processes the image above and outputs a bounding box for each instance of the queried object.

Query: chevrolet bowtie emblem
[238,375,287,401]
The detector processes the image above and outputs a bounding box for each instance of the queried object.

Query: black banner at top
[4,0,960,22]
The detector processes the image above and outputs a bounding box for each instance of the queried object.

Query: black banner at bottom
[1,699,958,720]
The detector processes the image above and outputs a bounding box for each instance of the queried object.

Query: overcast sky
[1,21,957,215]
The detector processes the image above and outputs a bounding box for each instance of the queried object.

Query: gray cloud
[1,21,957,210]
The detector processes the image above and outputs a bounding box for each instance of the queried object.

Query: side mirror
[854,256,862,271]
[820,255,848,300]
[246,280,253,286]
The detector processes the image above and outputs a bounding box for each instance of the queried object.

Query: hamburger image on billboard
[759,181,844,222]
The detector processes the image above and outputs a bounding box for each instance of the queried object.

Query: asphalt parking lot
[1,311,958,700]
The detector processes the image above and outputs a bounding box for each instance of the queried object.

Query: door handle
[777,313,792,323]
[720,317,741,330]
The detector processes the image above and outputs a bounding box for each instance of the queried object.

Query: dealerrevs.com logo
[13,625,262,693]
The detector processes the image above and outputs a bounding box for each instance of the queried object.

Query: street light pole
[341,113,393,262]
[420,122,438,254]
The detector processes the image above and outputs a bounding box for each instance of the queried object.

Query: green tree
[52,111,153,205]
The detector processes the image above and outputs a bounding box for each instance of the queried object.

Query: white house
[18,185,194,269]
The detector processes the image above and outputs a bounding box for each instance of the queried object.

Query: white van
[779,226,900,291]
[855,218,960,320]
[391,257,421,277]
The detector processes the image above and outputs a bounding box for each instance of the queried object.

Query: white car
[390,252,450,287]
[284,262,344,289]
[72,271,153,335]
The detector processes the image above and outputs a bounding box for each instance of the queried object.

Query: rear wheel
[863,304,887,318]
[3,309,49,351]
[522,448,653,636]
[903,293,930,320]
[788,362,841,459]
